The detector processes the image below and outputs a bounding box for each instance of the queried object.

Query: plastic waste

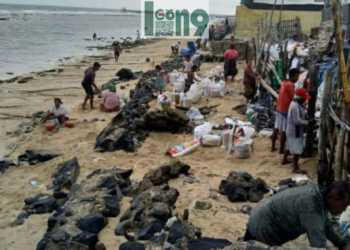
[203,78,211,97]
[234,139,253,159]
[168,141,200,157]
[186,82,203,104]
[186,107,204,120]
[200,134,221,146]
[194,122,213,142]
[222,129,231,150]
[183,94,193,108]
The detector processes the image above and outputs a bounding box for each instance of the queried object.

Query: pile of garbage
[219,171,270,203]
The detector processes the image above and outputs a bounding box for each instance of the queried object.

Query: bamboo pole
[260,79,279,99]
[342,132,349,180]
[318,70,332,185]
[305,65,319,157]
[332,0,350,118]
[335,102,346,181]
[256,0,278,73]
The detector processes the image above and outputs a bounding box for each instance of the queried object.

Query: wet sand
[0,39,318,249]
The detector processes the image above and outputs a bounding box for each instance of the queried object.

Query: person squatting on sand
[99,84,120,112]
[82,62,101,110]
[270,68,300,154]
[244,181,350,250]
[41,98,68,125]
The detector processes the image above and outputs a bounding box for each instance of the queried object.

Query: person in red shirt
[270,68,300,154]
[224,44,239,82]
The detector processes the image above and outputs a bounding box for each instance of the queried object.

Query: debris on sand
[18,149,63,165]
[219,172,270,203]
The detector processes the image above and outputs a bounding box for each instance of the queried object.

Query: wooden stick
[342,132,349,180]
[267,59,283,85]
[305,65,319,157]
[318,70,332,185]
[335,102,347,181]
[332,0,350,118]
[0,113,32,119]
[260,79,279,99]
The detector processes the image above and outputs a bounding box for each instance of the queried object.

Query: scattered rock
[91,118,99,123]
[76,214,108,234]
[137,160,191,192]
[96,242,107,250]
[24,193,57,214]
[0,159,17,174]
[17,211,30,219]
[10,218,24,227]
[188,237,232,250]
[116,68,135,80]
[57,69,64,73]
[51,157,80,191]
[18,149,63,165]
[120,242,145,250]
[219,172,269,203]
[195,201,212,210]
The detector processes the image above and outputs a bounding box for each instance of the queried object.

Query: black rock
[72,232,98,248]
[168,221,186,244]
[103,196,120,217]
[18,149,62,165]
[225,186,248,202]
[17,211,30,219]
[152,195,163,203]
[255,178,270,193]
[188,237,232,250]
[98,176,118,189]
[10,218,24,227]
[138,220,166,241]
[53,191,68,199]
[60,217,68,225]
[96,242,107,250]
[65,210,73,217]
[119,242,145,250]
[48,216,58,230]
[248,189,263,203]
[195,201,212,210]
[76,214,107,234]
[278,178,296,187]
[36,240,47,250]
[51,231,70,242]
[236,172,252,181]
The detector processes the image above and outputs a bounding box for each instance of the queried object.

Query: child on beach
[183,55,193,73]
[82,62,101,110]
[155,65,166,94]
[185,65,200,93]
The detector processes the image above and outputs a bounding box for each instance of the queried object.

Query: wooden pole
[278,0,285,42]
[332,0,350,118]
[256,0,278,73]
[318,70,332,185]
[342,132,349,180]
[260,79,279,99]
[335,102,347,181]
[305,65,319,157]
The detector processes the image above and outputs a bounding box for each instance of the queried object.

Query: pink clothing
[224,49,239,60]
[103,91,120,110]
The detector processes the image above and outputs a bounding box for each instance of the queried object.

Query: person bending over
[82,62,101,110]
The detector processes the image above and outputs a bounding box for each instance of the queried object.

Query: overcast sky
[0,0,240,14]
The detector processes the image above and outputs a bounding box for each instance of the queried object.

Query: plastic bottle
[183,94,192,108]
[222,129,230,150]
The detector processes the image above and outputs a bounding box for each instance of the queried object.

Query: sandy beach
[0,39,318,250]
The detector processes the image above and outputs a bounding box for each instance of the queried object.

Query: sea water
[0,4,141,80]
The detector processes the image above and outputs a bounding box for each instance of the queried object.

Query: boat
[121,7,127,12]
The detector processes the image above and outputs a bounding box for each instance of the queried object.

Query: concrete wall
[235,6,322,38]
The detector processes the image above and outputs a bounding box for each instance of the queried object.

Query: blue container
[180,48,193,57]
[187,41,196,54]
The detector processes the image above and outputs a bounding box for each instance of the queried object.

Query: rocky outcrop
[137,160,191,192]
[18,149,63,165]
[220,242,325,250]
[95,57,185,153]
[219,172,270,203]
[115,184,179,241]
[37,168,133,250]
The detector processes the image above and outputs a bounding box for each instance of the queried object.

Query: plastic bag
[187,82,203,104]
[186,107,203,120]
[242,126,255,139]
[233,139,253,159]
[203,78,211,97]
[194,122,213,142]
[200,134,221,146]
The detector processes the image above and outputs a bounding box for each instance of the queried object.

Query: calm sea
[0,4,141,80]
